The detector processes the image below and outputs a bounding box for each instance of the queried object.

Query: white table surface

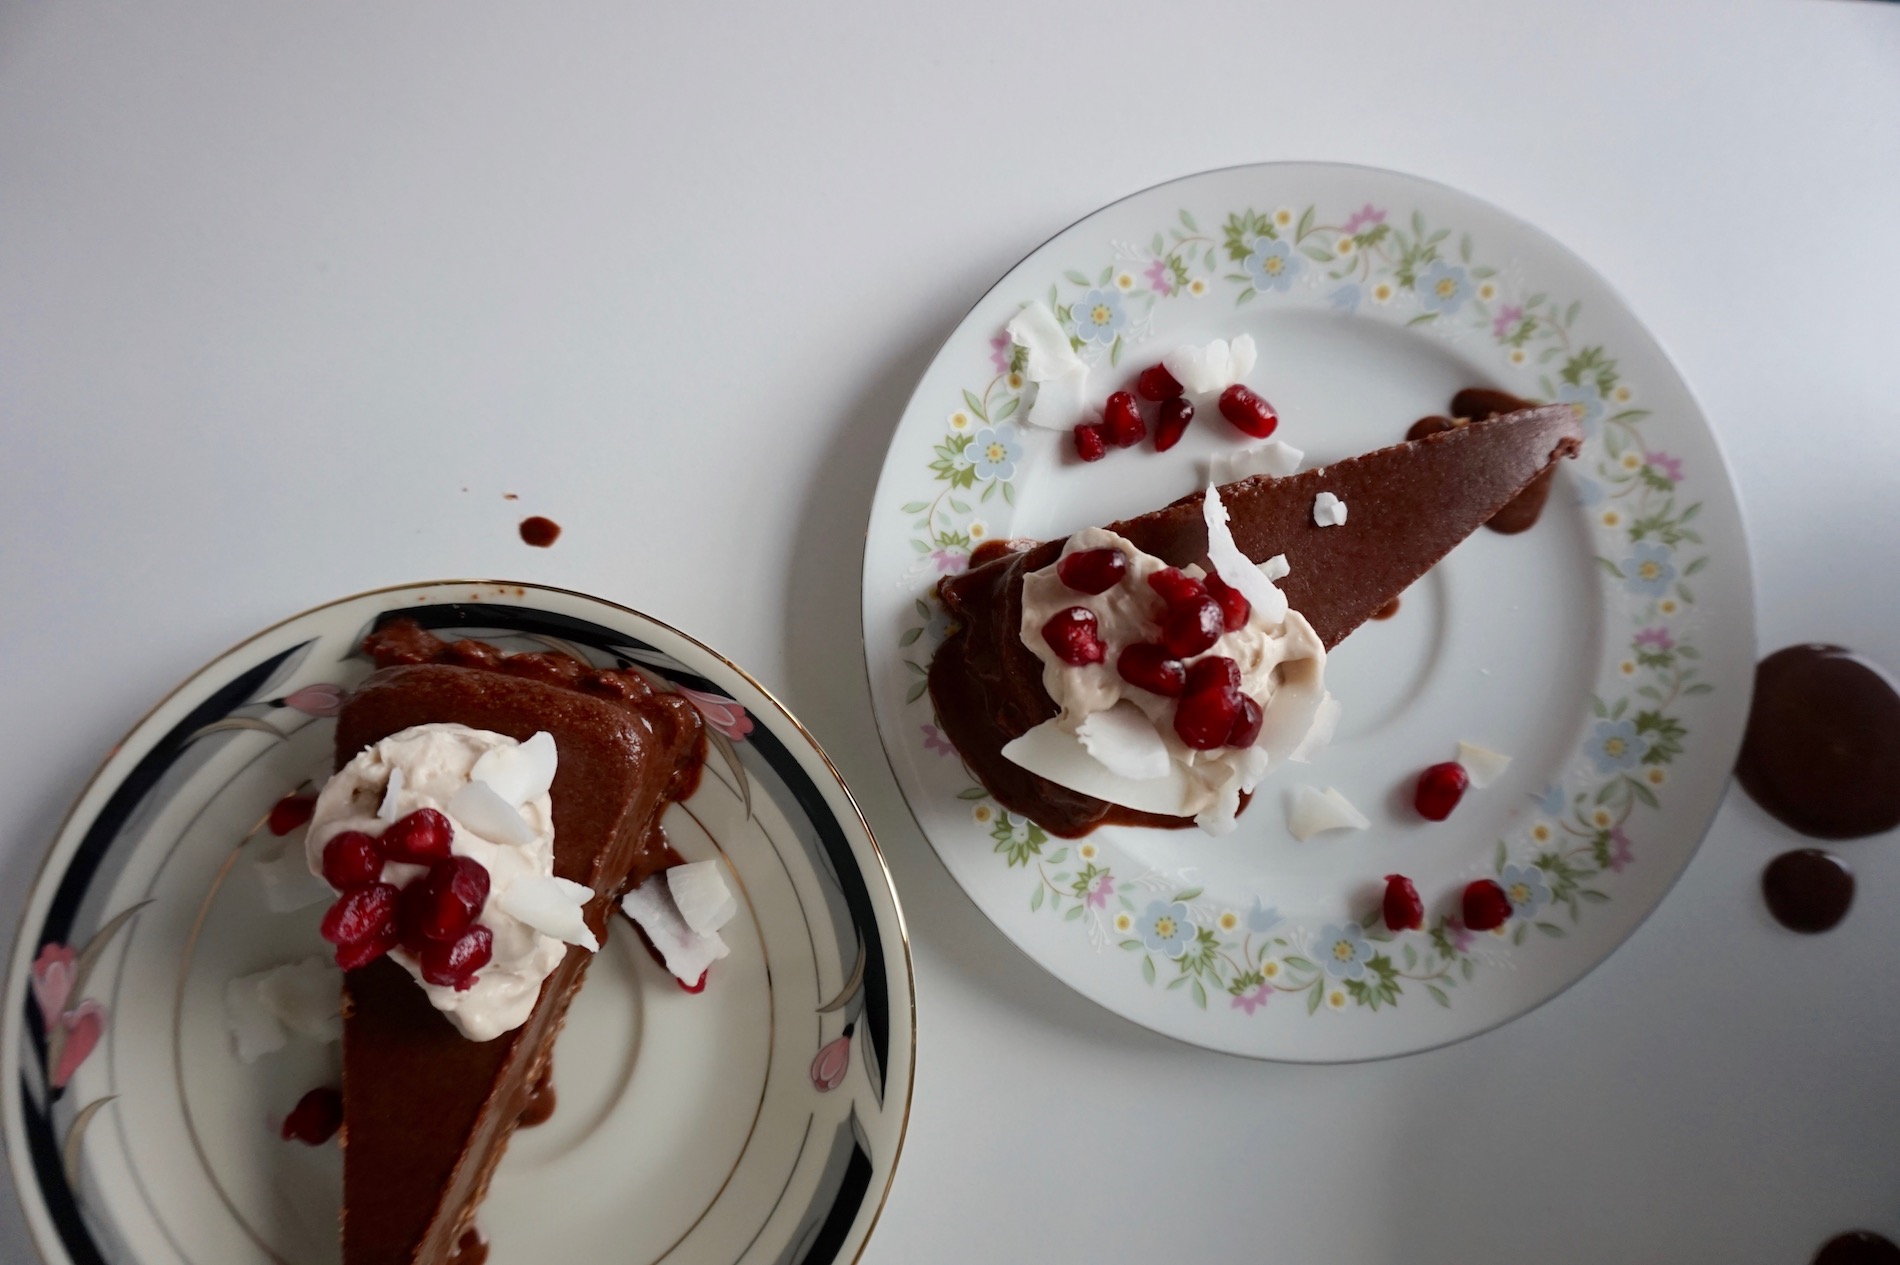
[5,2,1900,1261]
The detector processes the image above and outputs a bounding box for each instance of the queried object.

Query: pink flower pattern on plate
[1144,259,1173,296]
[677,686,753,742]
[1231,982,1272,1015]
[279,683,349,716]
[920,724,955,756]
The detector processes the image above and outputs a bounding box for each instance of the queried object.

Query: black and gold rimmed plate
[4,581,913,1265]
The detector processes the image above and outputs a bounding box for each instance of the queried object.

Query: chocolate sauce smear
[448,1226,489,1265]
[1448,389,1559,534]
[518,515,562,547]
[1736,646,1900,839]
[1814,1231,1900,1265]
[1372,596,1401,620]
[1761,849,1855,933]
[518,1067,556,1127]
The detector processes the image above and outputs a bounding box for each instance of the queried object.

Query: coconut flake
[1008,302,1091,431]
[499,875,599,951]
[1312,491,1348,527]
[1209,440,1305,485]
[223,974,287,1063]
[1287,693,1342,764]
[667,861,738,937]
[1201,485,1288,623]
[254,843,334,912]
[1457,741,1513,789]
[1075,702,1172,780]
[377,766,405,822]
[1161,334,1257,396]
[256,956,343,1042]
[1002,721,1193,816]
[1287,786,1370,841]
[622,880,729,984]
[1195,743,1272,836]
[447,779,536,849]
[470,731,557,807]
[1258,554,1291,583]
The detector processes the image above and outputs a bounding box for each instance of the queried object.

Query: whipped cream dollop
[307,724,588,1042]
[1006,511,1331,834]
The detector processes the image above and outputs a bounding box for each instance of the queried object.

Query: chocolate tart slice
[928,404,1584,837]
[335,622,704,1265]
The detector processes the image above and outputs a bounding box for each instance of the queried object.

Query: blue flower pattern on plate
[1315,923,1372,980]
[1243,238,1303,292]
[1416,260,1472,314]
[1623,541,1677,597]
[1499,864,1551,919]
[1587,718,1650,773]
[1070,288,1126,344]
[969,426,1021,481]
[1138,900,1194,959]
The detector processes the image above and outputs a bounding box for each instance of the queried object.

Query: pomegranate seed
[409,857,491,943]
[1154,397,1194,451]
[1057,547,1128,595]
[1463,879,1512,931]
[268,793,316,836]
[320,831,386,890]
[380,808,453,864]
[1136,363,1184,401]
[1383,875,1424,931]
[1218,384,1279,438]
[1185,655,1240,695]
[1414,762,1470,821]
[1073,423,1108,462]
[1117,643,1187,697]
[280,1087,343,1145]
[1103,391,1146,447]
[1040,607,1106,666]
[1161,597,1223,659]
[1174,684,1242,750]
[421,923,494,990]
[334,920,400,971]
[1226,694,1264,748]
[1204,575,1251,631]
[1146,567,1207,608]
[679,971,708,994]
[321,883,400,947]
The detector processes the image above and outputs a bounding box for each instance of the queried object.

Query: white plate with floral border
[5,581,912,1264]
[862,162,1753,1062]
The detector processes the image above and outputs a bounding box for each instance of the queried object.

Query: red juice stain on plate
[1761,849,1854,933]
[1735,645,1900,839]
[1814,1231,1900,1265]
[518,516,562,548]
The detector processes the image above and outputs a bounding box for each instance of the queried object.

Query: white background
[4,2,1899,1261]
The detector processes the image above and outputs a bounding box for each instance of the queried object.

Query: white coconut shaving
[445,779,537,849]
[469,730,557,807]
[1287,786,1370,841]
[1259,553,1291,583]
[622,879,730,984]
[377,766,405,821]
[667,861,739,937]
[1161,334,1257,396]
[1312,491,1348,527]
[1456,741,1513,789]
[1287,694,1342,764]
[223,956,342,1064]
[1001,723,1193,816]
[1209,440,1304,485]
[1201,485,1289,624]
[1007,301,1091,431]
[1074,702,1173,781]
[498,875,599,951]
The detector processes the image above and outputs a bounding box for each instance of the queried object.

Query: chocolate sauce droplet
[518,1066,556,1127]
[1814,1231,1900,1265]
[1372,596,1401,620]
[448,1227,489,1265]
[1762,849,1854,933]
[518,516,562,548]
[1736,645,1900,839]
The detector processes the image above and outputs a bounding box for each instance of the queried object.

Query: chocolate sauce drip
[1814,1231,1900,1265]
[518,1066,556,1127]
[448,1227,489,1265]
[1762,849,1855,933]
[1736,645,1900,839]
[1447,388,1557,534]
[1372,596,1401,620]
[518,515,562,547]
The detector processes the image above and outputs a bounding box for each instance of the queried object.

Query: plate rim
[858,158,1756,1063]
[3,577,916,1265]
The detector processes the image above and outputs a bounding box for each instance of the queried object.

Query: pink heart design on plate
[53,1000,105,1089]
[30,945,75,1029]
